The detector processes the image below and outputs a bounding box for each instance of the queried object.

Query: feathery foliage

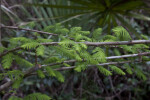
[0,23,149,100]
[36,45,45,56]
[14,55,33,67]
[74,63,87,72]
[46,67,56,77]
[92,47,106,63]
[112,26,132,41]
[37,70,45,78]
[109,65,126,75]
[124,64,133,74]
[0,70,24,81]
[97,66,112,76]
[2,53,13,69]
[9,93,51,100]
[0,46,6,53]
[53,70,65,82]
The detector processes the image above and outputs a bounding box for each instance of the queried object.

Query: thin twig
[41,40,150,46]
[42,52,150,67]
[0,40,150,58]
[0,59,148,92]
[0,81,13,92]
[1,25,150,46]
[1,25,58,36]
[0,64,40,91]
[53,60,135,71]
[29,59,148,77]
[0,47,22,58]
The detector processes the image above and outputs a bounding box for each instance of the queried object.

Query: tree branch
[1,25,58,36]
[42,52,150,67]
[1,40,150,58]
[0,64,40,91]
[0,47,22,58]
[32,59,149,74]
[41,40,150,46]
[0,81,13,92]
[1,25,150,48]
[54,60,133,71]
[0,55,149,91]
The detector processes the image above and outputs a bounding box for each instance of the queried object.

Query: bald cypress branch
[41,40,150,46]
[1,25,58,36]
[1,40,149,58]
[42,52,150,67]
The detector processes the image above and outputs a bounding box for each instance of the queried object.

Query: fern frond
[9,93,51,100]
[103,35,117,41]
[36,45,45,56]
[44,23,61,33]
[53,23,65,34]
[103,39,115,42]
[73,44,81,52]
[124,64,133,74]
[10,37,33,43]
[44,25,55,32]
[44,23,68,35]
[59,39,75,47]
[92,47,106,63]
[24,93,51,100]
[43,57,60,64]
[54,46,76,59]
[140,34,149,40]
[97,66,112,76]
[21,42,40,50]
[0,46,6,53]
[37,70,45,78]
[109,65,125,75]
[36,38,53,43]
[74,34,91,42]
[14,55,33,67]
[80,31,90,35]
[74,66,82,72]
[80,36,92,41]
[114,49,121,56]
[9,96,23,100]
[46,67,56,77]
[74,34,83,41]
[127,44,149,53]
[119,45,133,53]
[79,50,96,64]
[0,70,24,81]
[69,27,82,35]
[12,78,23,89]
[2,53,13,69]
[135,68,147,81]
[79,43,87,50]
[133,44,149,50]
[74,63,87,72]
[112,26,131,41]
[53,70,65,82]
[63,63,71,67]
[60,28,69,35]
[75,53,83,61]
[92,28,102,39]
